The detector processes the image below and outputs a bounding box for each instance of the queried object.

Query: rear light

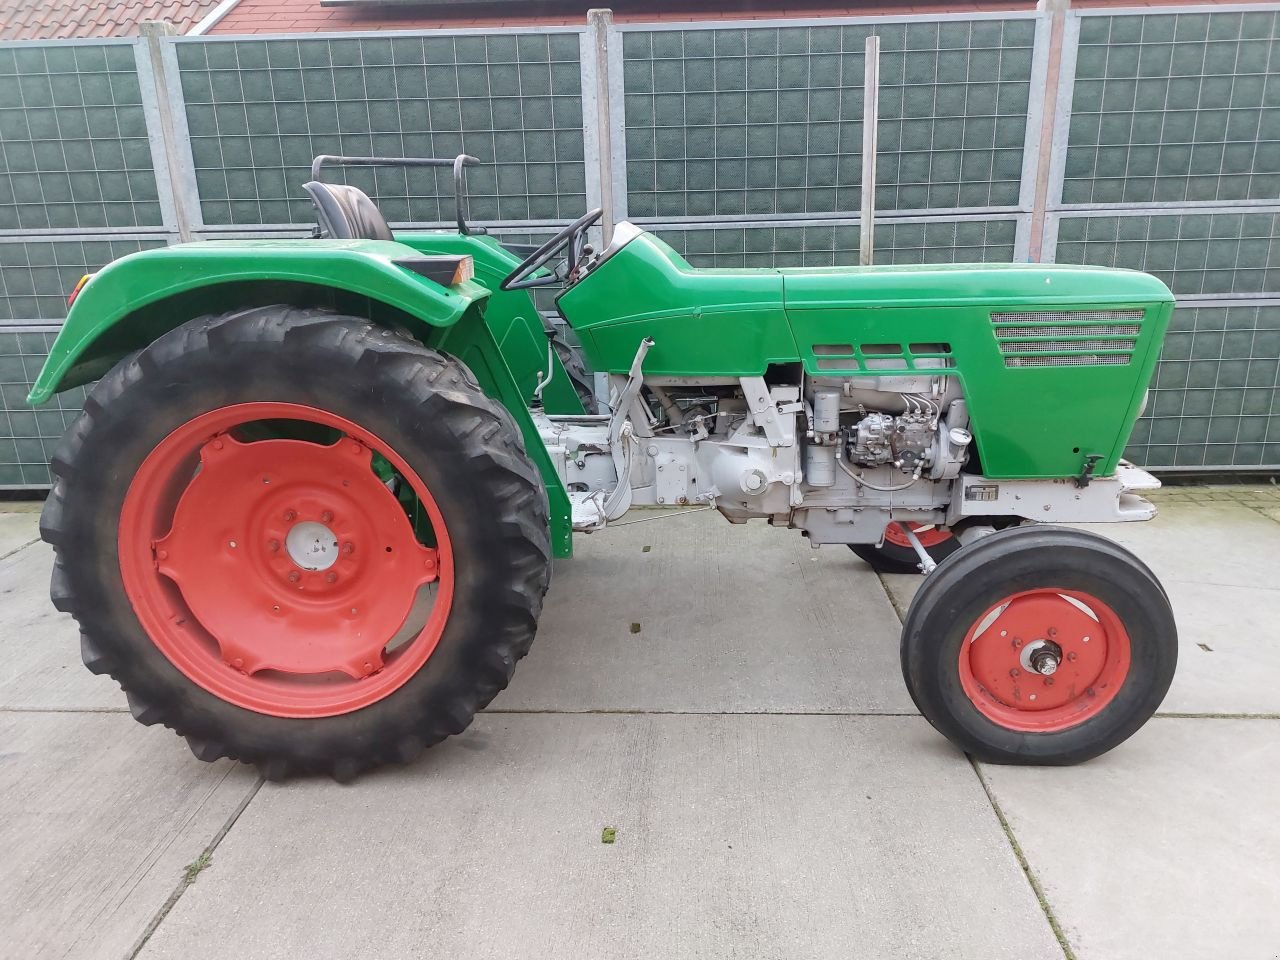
[394,255,474,287]
[67,273,92,307]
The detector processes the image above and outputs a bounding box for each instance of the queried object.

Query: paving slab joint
[970,757,1078,960]
[869,563,1077,959]
[0,537,40,565]
[124,771,264,960]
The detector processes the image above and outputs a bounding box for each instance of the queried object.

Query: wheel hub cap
[285,521,339,571]
[958,589,1131,732]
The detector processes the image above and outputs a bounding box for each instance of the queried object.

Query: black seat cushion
[302,181,393,241]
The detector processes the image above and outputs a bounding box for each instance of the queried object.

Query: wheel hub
[152,432,439,681]
[958,589,1131,731]
[285,521,339,571]
[1021,638,1063,676]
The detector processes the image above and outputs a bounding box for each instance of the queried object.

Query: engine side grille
[990,309,1144,369]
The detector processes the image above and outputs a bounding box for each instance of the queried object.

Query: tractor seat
[303,181,393,241]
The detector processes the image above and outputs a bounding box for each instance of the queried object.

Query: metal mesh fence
[621,17,1036,220]
[1053,211,1280,297]
[174,33,587,227]
[1126,301,1280,468]
[0,237,169,322]
[1063,10,1280,206]
[657,217,1018,268]
[0,327,85,487]
[0,8,1278,484]
[0,42,163,231]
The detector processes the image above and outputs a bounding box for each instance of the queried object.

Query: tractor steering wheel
[500,208,603,291]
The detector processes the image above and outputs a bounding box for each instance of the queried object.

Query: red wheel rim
[957,589,1131,733]
[118,402,453,718]
[883,522,953,549]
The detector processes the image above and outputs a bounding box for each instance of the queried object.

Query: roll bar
[308,154,485,235]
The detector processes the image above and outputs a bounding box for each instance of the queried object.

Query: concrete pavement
[1,486,1278,960]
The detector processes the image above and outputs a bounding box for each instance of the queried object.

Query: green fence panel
[0,328,86,487]
[0,42,163,231]
[175,33,587,227]
[1064,10,1280,206]
[1053,211,1280,297]
[1125,302,1280,468]
[622,17,1034,219]
[0,237,169,322]
[656,217,1018,267]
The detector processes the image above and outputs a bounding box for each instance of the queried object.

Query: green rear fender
[28,238,489,403]
[28,237,575,558]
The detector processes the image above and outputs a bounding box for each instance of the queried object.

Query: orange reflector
[67,274,92,307]
[452,256,474,286]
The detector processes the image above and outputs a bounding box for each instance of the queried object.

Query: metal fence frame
[1,2,1278,487]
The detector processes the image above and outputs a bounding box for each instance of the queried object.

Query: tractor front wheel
[900,525,1176,764]
[42,306,550,780]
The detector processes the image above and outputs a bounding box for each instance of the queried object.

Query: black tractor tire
[849,525,963,574]
[900,525,1177,765]
[41,306,551,781]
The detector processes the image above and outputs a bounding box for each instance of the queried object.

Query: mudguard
[28,237,575,557]
[28,238,488,403]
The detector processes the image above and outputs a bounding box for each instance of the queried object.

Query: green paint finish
[27,233,574,554]
[558,232,799,376]
[27,224,1175,542]
[27,237,488,404]
[394,230,586,414]
[558,230,1174,479]
[433,315,573,558]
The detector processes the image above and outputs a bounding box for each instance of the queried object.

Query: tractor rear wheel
[850,523,962,574]
[42,306,550,780]
[900,525,1176,764]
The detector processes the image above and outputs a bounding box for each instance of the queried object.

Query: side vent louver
[991,309,1144,368]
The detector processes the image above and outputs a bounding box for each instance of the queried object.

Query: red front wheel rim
[118,402,454,719]
[957,589,1131,733]
[883,523,953,549]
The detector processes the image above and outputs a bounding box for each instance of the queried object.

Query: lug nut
[268,539,279,552]
[321,510,334,523]
[342,542,355,556]
[1044,676,1055,686]
[1009,667,1021,678]
[325,572,337,584]
[288,571,300,583]
[1013,637,1024,648]
[284,509,296,521]
[1067,651,1078,662]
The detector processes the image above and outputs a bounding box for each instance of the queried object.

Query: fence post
[859,35,880,266]
[583,9,617,243]
[138,21,196,242]
[1026,0,1072,262]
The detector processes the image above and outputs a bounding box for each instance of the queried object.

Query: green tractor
[31,155,1178,780]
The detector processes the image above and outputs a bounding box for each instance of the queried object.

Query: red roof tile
[0,0,223,40]
[209,0,1040,35]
